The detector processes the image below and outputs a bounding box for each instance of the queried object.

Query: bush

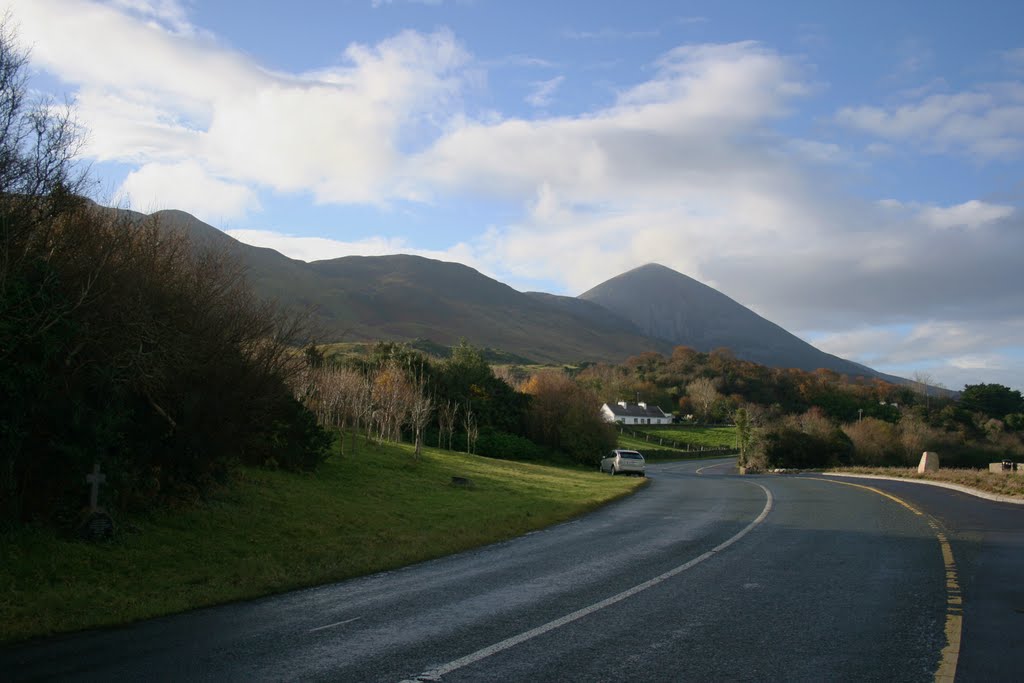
[843,418,901,466]
[475,428,551,461]
[762,427,853,470]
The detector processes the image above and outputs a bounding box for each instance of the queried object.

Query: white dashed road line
[399,482,773,682]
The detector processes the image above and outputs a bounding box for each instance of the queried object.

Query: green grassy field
[629,425,738,449]
[0,440,644,644]
[616,431,737,462]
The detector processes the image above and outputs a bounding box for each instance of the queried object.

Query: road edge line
[800,477,961,683]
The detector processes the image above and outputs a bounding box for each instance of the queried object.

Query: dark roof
[604,402,669,418]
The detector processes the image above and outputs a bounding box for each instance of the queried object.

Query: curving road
[3,460,1023,681]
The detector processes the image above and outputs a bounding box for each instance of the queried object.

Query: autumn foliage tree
[522,370,616,465]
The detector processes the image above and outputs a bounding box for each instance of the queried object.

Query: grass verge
[828,466,1024,498]
[0,440,644,644]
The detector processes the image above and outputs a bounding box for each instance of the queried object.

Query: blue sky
[10,0,1024,391]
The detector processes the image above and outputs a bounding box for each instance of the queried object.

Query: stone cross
[86,463,106,511]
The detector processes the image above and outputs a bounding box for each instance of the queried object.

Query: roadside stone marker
[86,463,106,511]
[80,463,115,540]
[918,451,939,473]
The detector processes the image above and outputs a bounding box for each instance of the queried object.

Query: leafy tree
[959,383,1024,420]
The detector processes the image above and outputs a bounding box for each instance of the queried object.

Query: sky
[9,0,1024,392]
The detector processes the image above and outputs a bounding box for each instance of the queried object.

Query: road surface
[3,459,1022,681]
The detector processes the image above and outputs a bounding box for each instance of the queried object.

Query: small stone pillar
[918,451,939,473]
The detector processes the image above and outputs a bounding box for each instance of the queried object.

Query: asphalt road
[4,460,1022,682]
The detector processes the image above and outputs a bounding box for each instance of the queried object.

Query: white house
[600,401,673,425]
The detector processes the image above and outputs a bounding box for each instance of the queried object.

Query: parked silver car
[600,449,646,477]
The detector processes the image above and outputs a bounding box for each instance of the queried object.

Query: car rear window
[620,451,643,459]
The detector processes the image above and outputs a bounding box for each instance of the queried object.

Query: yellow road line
[800,477,962,682]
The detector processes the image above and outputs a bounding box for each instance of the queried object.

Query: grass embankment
[830,466,1024,499]
[0,441,644,644]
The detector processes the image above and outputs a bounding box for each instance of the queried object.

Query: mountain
[143,210,670,363]
[579,263,893,379]
[140,209,897,379]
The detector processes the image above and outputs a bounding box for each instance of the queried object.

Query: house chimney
[617,401,627,409]
[638,402,647,409]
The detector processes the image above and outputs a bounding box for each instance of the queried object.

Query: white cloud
[11,3,1024,389]
[812,321,1024,391]
[223,228,487,274]
[919,199,1014,230]
[525,76,564,108]
[107,0,199,35]
[118,161,260,221]
[836,84,1024,159]
[787,138,845,164]
[12,0,467,204]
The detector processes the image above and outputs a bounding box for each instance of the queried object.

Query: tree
[687,377,721,423]
[959,383,1024,420]
[408,375,433,460]
[911,371,937,411]
[371,359,414,443]
[463,402,478,454]
[0,23,331,526]
[734,407,753,467]
[522,370,616,465]
[437,400,459,450]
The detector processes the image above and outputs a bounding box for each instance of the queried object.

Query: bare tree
[687,377,721,423]
[371,359,416,443]
[463,402,478,454]
[912,371,936,411]
[438,400,459,450]
[408,379,434,460]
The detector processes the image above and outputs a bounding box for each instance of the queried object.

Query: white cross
[86,463,106,511]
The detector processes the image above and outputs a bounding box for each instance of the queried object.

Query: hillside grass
[0,440,644,644]
[829,466,1024,498]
